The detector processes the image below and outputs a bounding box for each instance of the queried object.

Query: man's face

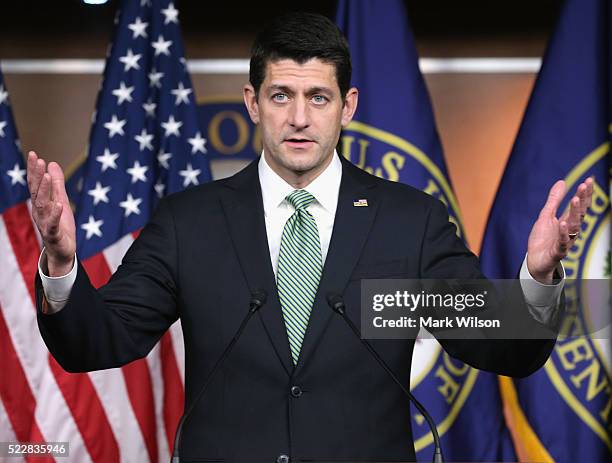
[244,58,358,184]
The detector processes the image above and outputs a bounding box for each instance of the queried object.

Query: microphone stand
[327,293,443,463]
[171,290,267,463]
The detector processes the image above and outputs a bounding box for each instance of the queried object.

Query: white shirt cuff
[519,254,565,326]
[38,248,77,314]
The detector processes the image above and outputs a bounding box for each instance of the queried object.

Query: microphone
[327,293,443,463]
[171,290,268,463]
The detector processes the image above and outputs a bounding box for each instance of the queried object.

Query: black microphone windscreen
[326,293,345,314]
[250,289,267,309]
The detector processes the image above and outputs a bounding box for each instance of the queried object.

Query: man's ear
[341,87,359,128]
[243,83,260,124]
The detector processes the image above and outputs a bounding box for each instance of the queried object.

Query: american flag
[0,66,54,463]
[1,0,211,461]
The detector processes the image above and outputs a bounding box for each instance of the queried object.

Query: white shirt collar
[258,151,342,214]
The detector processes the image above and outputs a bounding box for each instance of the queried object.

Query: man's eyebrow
[306,86,334,96]
[267,84,294,94]
[266,84,335,96]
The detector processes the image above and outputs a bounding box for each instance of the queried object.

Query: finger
[559,178,590,223]
[580,177,594,216]
[34,173,53,212]
[29,157,47,202]
[32,173,53,236]
[26,151,38,192]
[45,202,63,244]
[575,182,586,201]
[566,196,582,233]
[557,220,570,257]
[540,180,566,218]
[47,162,68,204]
[570,182,588,220]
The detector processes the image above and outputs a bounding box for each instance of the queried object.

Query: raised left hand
[526,177,593,284]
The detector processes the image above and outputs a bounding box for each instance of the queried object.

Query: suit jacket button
[290,386,303,398]
[277,454,290,463]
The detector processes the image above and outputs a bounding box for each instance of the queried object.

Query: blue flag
[335,1,517,461]
[481,0,611,461]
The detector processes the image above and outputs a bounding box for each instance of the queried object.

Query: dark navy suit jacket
[36,155,557,462]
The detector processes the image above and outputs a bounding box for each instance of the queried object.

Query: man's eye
[312,95,328,104]
[272,93,288,102]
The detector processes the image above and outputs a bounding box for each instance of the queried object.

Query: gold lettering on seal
[434,353,470,404]
[208,111,249,155]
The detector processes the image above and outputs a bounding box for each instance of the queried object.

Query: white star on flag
[0,120,6,137]
[171,82,192,105]
[104,115,126,137]
[179,57,188,71]
[134,128,154,151]
[81,215,104,239]
[154,180,166,198]
[161,115,183,137]
[119,48,142,71]
[0,85,8,105]
[143,99,156,118]
[161,3,179,25]
[157,151,172,169]
[128,17,148,39]
[140,0,151,6]
[6,163,26,186]
[112,81,135,104]
[96,148,119,172]
[127,160,149,183]
[179,163,201,187]
[148,69,164,88]
[87,182,111,205]
[119,193,143,217]
[188,132,207,154]
[152,35,173,56]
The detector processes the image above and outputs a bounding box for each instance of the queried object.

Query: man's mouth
[284,138,314,148]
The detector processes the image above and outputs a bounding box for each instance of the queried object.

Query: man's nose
[288,97,310,129]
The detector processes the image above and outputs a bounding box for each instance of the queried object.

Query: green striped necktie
[277,189,323,365]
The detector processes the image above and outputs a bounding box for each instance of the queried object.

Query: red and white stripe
[0,201,185,463]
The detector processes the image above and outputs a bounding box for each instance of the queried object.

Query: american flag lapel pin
[353,199,368,207]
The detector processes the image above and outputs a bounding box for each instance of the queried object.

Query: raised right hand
[27,151,76,277]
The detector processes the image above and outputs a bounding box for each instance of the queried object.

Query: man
[29,12,592,462]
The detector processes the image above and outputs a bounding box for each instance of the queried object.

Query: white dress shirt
[39,151,564,325]
[259,150,341,275]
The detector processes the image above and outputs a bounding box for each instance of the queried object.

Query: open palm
[526,178,593,283]
[27,151,76,276]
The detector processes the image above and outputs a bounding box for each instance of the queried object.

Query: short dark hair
[249,12,352,101]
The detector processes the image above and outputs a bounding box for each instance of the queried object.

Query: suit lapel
[295,158,379,374]
[220,161,293,376]
[221,157,380,376]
